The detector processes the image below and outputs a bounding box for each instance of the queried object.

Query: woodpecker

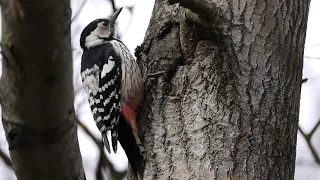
[80,7,144,177]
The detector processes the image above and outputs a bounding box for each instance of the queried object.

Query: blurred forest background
[0,0,319,179]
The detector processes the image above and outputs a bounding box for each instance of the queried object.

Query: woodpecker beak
[110,7,123,24]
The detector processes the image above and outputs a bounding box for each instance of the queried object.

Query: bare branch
[96,144,104,180]
[64,0,88,35]
[298,125,320,165]
[77,119,100,145]
[0,149,12,167]
[71,0,88,24]
[309,120,320,139]
[302,78,308,84]
[305,43,320,50]
[108,0,116,12]
[77,119,127,179]
[0,43,18,68]
[14,0,25,19]
[0,0,25,19]
[304,56,320,60]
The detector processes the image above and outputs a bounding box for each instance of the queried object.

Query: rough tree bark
[135,0,310,179]
[0,0,85,179]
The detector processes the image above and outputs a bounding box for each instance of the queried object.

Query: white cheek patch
[85,22,111,49]
[101,56,115,78]
[85,34,104,49]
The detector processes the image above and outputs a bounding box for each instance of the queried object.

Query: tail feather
[118,115,145,179]
[111,124,119,153]
[102,133,111,153]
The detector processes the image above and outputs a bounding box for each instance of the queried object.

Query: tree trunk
[0,0,85,179]
[135,0,310,179]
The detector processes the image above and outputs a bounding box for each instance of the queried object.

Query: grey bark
[0,0,85,179]
[135,0,310,179]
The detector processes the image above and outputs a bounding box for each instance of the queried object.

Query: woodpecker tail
[118,115,145,179]
[102,133,111,153]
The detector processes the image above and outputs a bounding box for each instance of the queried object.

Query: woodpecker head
[80,7,123,50]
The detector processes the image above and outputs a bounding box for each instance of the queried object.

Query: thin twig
[71,0,88,24]
[1,0,25,19]
[304,56,320,60]
[77,119,100,145]
[76,119,127,179]
[302,78,308,84]
[96,143,105,180]
[0,43,17,68]
[108,0,116,12]
[309,120,320,140]
[298,125,320,165]
[14,0,25,19]
[64,0,88,35]
[305,43,320,49]
[0,149,12,167]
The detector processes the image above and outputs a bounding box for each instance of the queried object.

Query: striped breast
[109,40,143,109]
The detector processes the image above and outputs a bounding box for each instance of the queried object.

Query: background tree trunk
[0,0,85,179]
[135,0,310,179]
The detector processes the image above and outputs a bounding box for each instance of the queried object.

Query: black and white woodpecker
[80,7,144,177]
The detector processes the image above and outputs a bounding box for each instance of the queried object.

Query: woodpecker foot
[121,103,139,135]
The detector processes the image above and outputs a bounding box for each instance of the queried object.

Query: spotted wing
[98,50,122,153]
[81,44,122,153]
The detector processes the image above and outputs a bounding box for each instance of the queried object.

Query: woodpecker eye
[103,21,109,26]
